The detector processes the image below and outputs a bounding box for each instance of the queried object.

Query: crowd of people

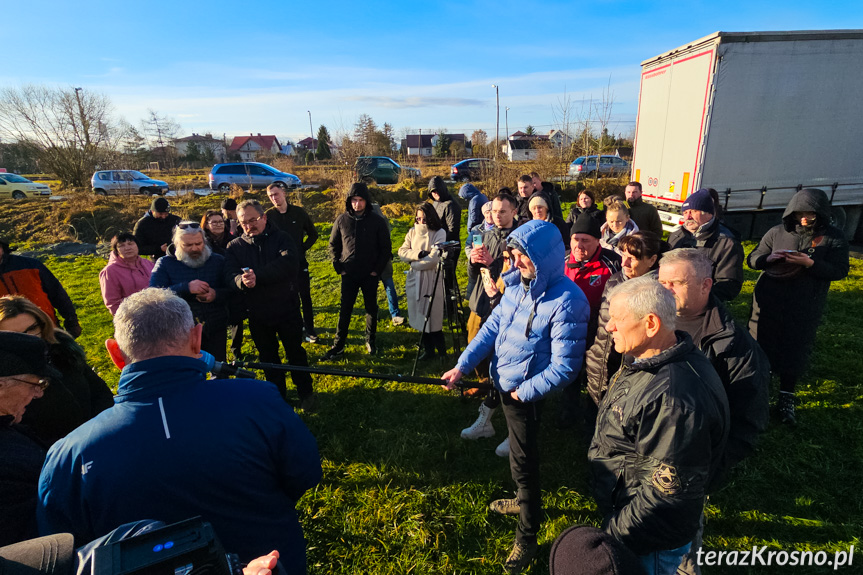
[0,174,851,574]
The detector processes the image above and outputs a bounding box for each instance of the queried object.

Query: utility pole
[492,85,499,160]
[307,110,315,162]
[505,107,510,151]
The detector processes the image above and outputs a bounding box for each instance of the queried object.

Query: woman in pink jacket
[99,232,154,315]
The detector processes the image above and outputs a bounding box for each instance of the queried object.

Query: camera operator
[36,288,322,574]
[442,220,589,574]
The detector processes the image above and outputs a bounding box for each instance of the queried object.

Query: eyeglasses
[415,217,427,223]
[2,376,50,391]
[208,219,225,226]
[239,215,264,227]
[177,222,201,230]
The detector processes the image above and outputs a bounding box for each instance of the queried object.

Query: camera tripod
[410,246,467,375]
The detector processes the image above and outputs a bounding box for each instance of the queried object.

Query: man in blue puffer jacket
[442,220,589,574]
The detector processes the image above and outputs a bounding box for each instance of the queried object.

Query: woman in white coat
[398,203,448,360]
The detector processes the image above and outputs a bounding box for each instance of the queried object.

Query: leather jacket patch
[652,463,681,495]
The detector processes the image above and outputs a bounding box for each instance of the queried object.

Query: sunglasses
[3,376,50,391]
[177,222,201,230]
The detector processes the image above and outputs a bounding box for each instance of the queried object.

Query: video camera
[434,240,461,262]
[92,517,243,575]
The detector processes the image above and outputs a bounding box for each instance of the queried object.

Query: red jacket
[565,247,620,343]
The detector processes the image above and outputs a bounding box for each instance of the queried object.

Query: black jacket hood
[427,176,453,202]
[345,185,373,217]
[782,188,832,232]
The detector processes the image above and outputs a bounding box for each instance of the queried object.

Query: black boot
[432,331,447,357]
[778,391,796,425]
[417,333,436,361]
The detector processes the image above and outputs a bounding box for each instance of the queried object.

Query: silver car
[568,155,630,179]
[208,162,301,192]
[91,170,169,195]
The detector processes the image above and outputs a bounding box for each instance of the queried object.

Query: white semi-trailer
[631,30,863,239]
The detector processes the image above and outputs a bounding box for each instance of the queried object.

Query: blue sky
[4,1,861,144]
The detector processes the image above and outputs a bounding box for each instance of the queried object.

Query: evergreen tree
[433,133,451,158]
[316,125,332,160]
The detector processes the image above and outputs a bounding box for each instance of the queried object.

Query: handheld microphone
[199,351,258,379]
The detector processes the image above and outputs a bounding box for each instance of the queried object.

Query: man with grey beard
[150,221,229,360]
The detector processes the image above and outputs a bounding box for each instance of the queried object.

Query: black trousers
[442,255,460,321]
[248,318,313,400]
[228,319,244,358]
[336,274,379,347]
[201,322,227,362]
[227,297,246,359]
[501,392,544,545]
[298,266,316,334]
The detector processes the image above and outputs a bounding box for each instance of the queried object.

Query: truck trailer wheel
[830,206,846,232]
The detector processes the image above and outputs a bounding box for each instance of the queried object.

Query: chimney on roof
[258,133,261,137]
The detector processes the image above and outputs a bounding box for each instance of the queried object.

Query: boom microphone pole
[229,360,493,391]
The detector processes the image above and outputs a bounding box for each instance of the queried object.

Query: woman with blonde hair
[600,198,639,253]
[0,295,114,444]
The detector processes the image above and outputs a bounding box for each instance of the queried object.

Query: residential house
[296,137,317,153]
[228,134,281,161]
[402,133,471,157]
[548,130,573,150]
[506,139,546,161]
[295,136,338,158]
[173,134,227,162]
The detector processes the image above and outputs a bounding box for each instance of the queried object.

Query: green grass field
[41,211,862,574]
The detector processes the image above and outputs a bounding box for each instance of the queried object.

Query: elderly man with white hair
[588,276,729,575]
[36,288,321,574]
[150,220,229,361]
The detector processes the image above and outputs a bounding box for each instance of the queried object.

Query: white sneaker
[460,403,496,440]
[495,437,510,457]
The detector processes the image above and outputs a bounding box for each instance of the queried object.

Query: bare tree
[551,87,576,161]
[471,129,488,157]
[0,85,123,187]
[593,77,615,158]
[141,110,181,170]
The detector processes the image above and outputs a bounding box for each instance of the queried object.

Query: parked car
[450,158,493,181]
[208,162,301,193]
[568,155,630,179]
[0,173,52,199]
[91,170,169,195]
[354,157,420,185]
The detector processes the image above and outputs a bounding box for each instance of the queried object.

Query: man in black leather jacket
[588,277,728,573]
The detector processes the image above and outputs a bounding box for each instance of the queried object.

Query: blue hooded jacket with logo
[455,220,589,402]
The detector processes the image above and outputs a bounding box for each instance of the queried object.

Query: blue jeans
[639,543,692,575]
[382,276,401,318]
